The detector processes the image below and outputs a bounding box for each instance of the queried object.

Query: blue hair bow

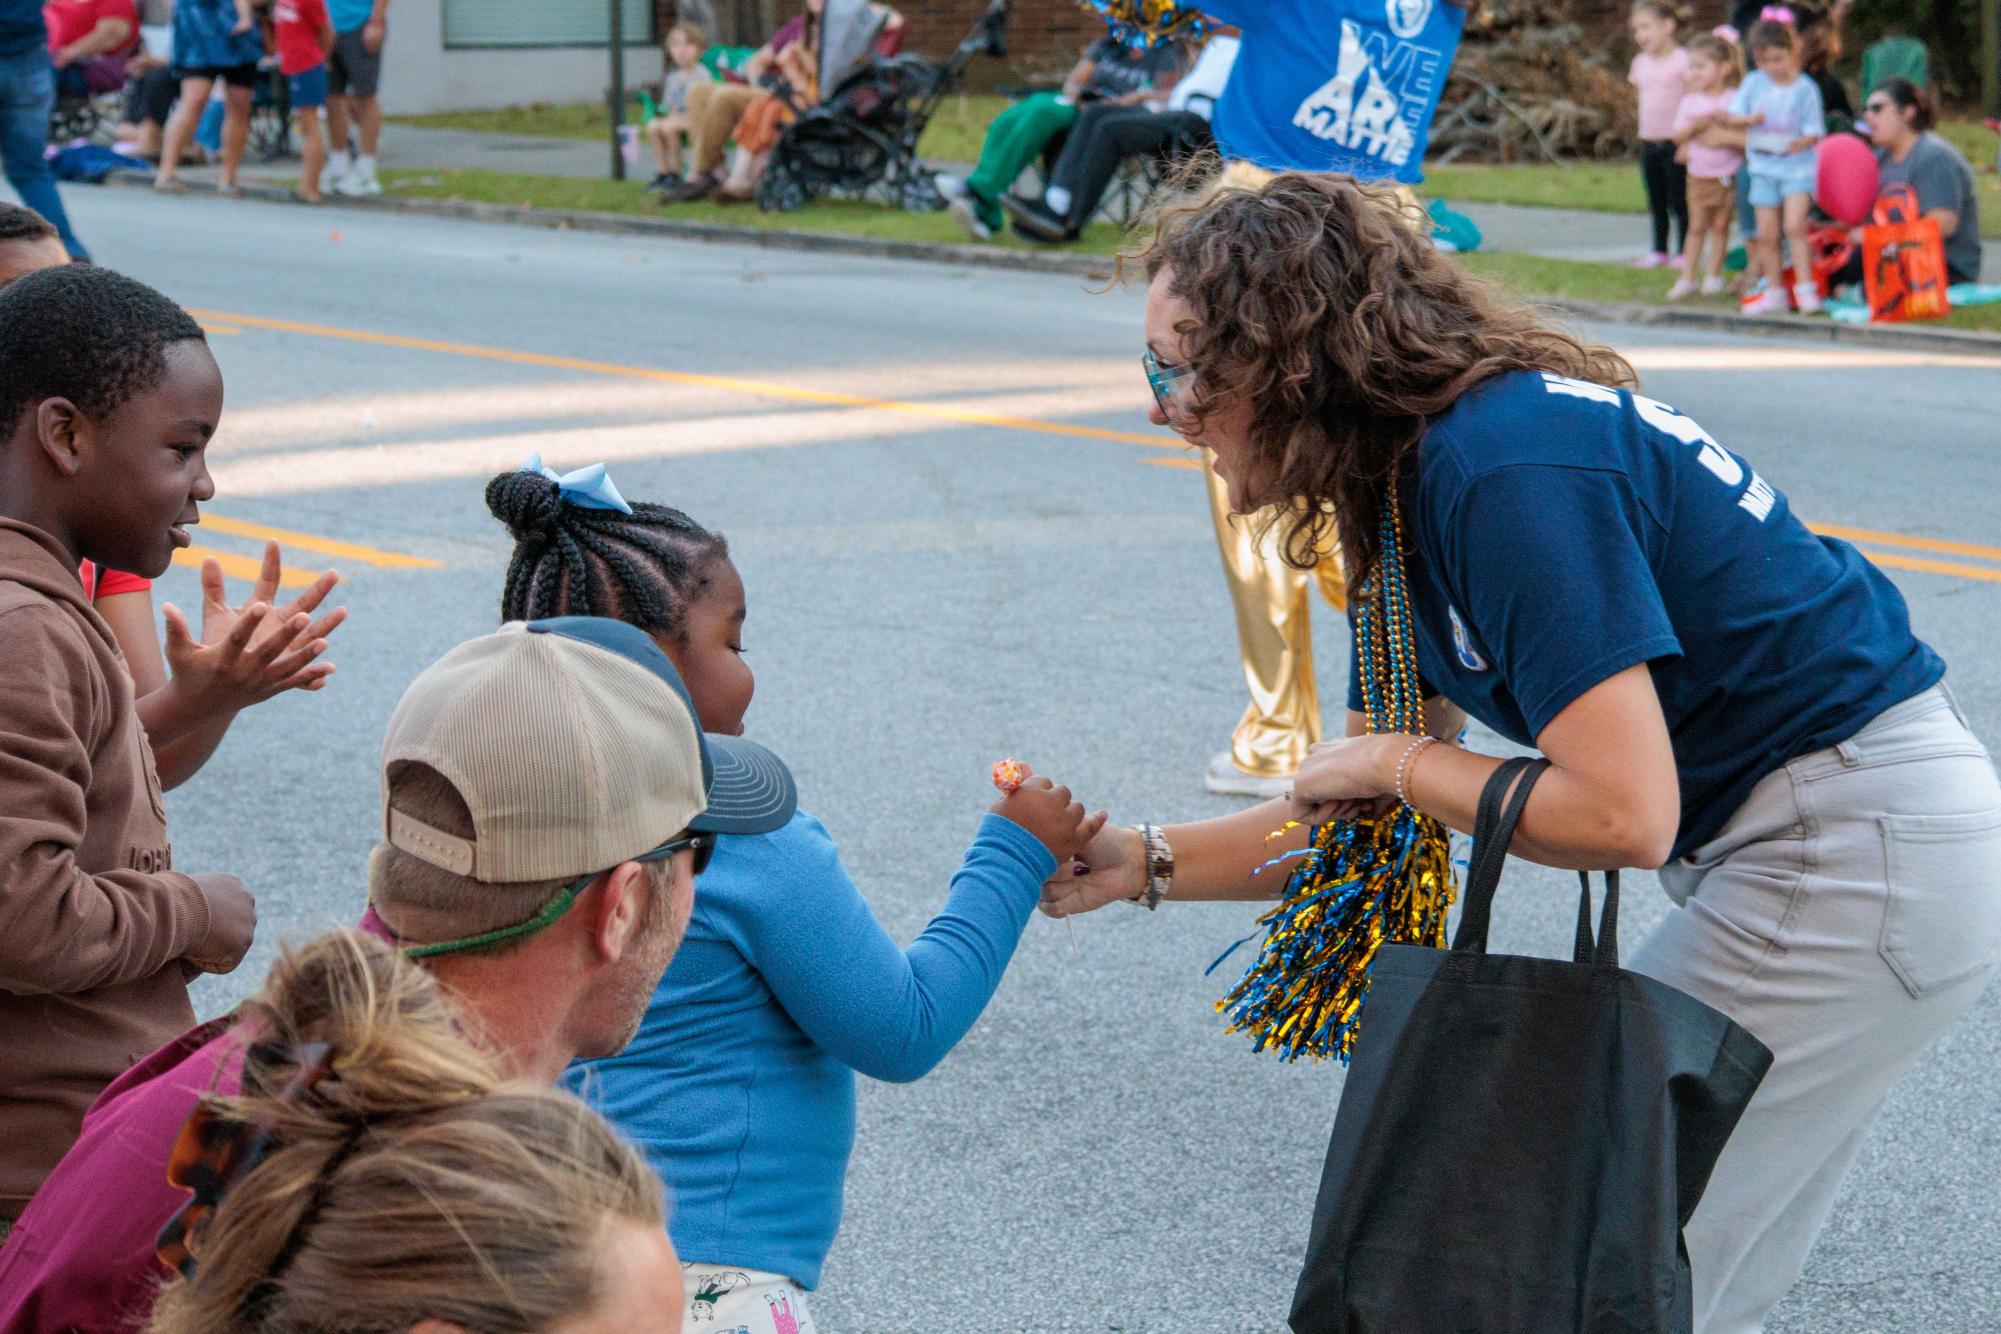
[520,454,633,515]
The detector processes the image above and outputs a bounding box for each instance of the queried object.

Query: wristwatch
[1128,823,1174,910]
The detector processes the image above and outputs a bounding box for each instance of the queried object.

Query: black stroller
[754,0,1009,213]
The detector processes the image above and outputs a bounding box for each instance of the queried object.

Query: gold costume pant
[1205,452,1347,779]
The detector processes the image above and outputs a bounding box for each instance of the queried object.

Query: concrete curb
[105,173,2001,357]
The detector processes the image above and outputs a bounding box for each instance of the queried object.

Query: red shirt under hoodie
[0,519,210,1221]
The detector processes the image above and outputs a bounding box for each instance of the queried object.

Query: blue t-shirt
[327,0,374,33]
[1347,369,1944,861]
[1729,70,1823,177]
[567,810,1054,1289]
[0,0,47,59]
[172,0,263,70]
[1196,0,1467,182]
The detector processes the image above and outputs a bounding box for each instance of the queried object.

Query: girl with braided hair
[144,928,682,1332]
[484,463,1105,1333]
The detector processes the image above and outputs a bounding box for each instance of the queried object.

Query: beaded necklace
[1213,484,1456,1062]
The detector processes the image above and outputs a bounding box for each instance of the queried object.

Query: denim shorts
[288,64,328,109]
[1748,169,1815,208]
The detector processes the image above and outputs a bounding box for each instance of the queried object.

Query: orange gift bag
[1863,184,1952,323]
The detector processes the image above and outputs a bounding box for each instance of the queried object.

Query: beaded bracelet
[1393,735,1440,808]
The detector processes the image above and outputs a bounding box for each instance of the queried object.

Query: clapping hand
[159,541,346,722]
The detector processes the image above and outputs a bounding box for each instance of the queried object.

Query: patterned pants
[683,1262,818,1333]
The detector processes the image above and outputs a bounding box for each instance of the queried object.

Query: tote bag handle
[1449,757,1621,969]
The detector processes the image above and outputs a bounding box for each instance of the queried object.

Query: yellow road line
[172,545,322,588]
[197,514,442,568]
[1807,523,2001,566]
[190,306,1998,587]
[188,307,1178,449]
[1853,550,2001,585]
[200,323,241,336]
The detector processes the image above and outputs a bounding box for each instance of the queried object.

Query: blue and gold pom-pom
[1076,0,1211,48]
[1213,485,1456,1063]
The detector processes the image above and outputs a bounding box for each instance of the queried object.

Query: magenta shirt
[0,914,392,1330]
[0,1017,245,1331]
[1630,46,1691,141]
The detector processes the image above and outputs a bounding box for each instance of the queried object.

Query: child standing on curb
[1629,0,1691,269]
[1724,19,1824,313]
[274,0,336,203]
[1669,31,1745,298]
[483,464,1105,1334]
[646,22,714,193]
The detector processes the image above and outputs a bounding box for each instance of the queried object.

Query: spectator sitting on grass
[645,21,714,193]
[936,30,1189,241]
[111,21,186,163]
[1851,78,1981,284]
[45,0,138,98]
[1001,30,1237,245]
[663,0,817,204]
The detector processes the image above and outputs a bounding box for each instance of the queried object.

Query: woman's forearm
[1159,800,1314,901]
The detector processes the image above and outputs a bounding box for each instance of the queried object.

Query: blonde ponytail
[147,930,663,1333]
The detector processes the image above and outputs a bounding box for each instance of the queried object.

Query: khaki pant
[686,81,765,178]
[1635,684,2001,1331]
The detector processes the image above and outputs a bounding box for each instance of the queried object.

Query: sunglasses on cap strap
[1142,347,1196,414]
[403,831,715,960]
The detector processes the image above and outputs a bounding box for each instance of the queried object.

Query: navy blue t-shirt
[1347,369,1944,860]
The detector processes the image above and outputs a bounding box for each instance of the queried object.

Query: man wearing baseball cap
[0,616,796,1331]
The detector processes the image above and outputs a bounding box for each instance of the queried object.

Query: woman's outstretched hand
[1286,735,1400,827]
[1040,821,1145,918]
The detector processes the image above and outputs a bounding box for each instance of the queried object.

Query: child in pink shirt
[1669,32,1746,297]
[1629,0,1692,268]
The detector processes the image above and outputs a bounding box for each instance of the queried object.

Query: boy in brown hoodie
[0,265,276,1229]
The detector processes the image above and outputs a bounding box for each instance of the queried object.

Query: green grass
[394,97,2001,234]
[390,92,1009,165]
[1456,251,2001,332]
[378,166,1130,253]
[374,166,2001,333]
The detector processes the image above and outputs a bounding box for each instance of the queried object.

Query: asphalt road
[41,186,2001,1332]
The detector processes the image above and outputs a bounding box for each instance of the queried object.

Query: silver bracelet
[1394,735,1440,808]
[1128,823,1174,910]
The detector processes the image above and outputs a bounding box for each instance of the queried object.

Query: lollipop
[1077,0,1211,48]
[992,757,1029,794]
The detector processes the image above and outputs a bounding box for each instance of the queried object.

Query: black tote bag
[1289,757,1775,1334]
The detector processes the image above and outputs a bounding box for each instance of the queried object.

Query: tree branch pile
[1430,0,1639,164]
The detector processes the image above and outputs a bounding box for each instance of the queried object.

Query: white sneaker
[932,173,968,202]
[1204,751,1296,799]
[331,168,366,197]
[1792,280,1823,314]
[1699,274,1726,295]
[350,168,383,197]
[1665,277,1698,300]
[1743,286,1790,315]
[945,195,991,241]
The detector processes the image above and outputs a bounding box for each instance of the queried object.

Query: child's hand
[992,770,1108,864]
[159,542,346,719]
[1784,135,1816,155]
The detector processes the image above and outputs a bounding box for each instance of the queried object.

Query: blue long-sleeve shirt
[568,809,1055,1289]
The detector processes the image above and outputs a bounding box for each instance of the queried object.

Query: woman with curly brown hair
[1045,172,2001,1332]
